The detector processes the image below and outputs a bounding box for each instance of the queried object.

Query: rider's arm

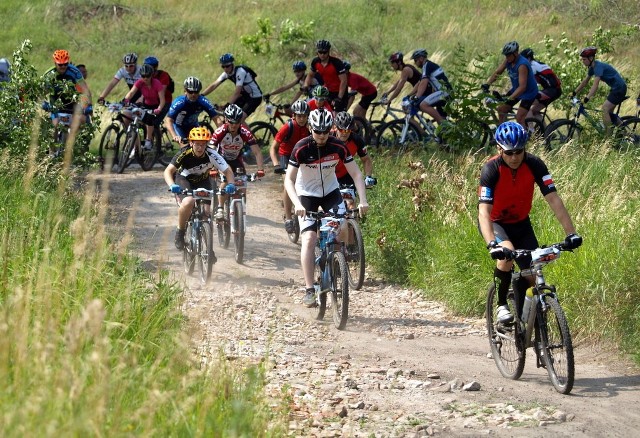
[99,77,120,101]
[163,163,178,186]
[478,203,496,245]
[344,160,369,213]
[415,77,429,98]
[269,79,298,96]
[124,84,139,102]
[573,76,591,95]
[249,143,265,171]
[486,60,507,86]
[222,166,235,183]
[544,192,577,236]
[337,72,348,101]
[303,70,314,89]
[360,154,374,177]
[508,64,529,100]
[202,74,225,97]
[227,85,242,105]
[75,79,92,108]
[585,76,601,101]
[387,67,411,101]
[284,166,303,214]
[165,116,179,139]
[269,138,280,166]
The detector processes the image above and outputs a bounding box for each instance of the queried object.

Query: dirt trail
[96,165,640,437]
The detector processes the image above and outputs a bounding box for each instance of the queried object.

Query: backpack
[282,119,294,143]
[236,65,258,81]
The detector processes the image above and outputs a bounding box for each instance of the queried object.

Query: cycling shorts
[537,87,562,104]
[173,123,198,140]
[174,174,214,204]
[218,158,245,182]
[607,87,628,105]
[487,217,538,270]
[418,90,449,107]
[236,95,262,116]
[298,189,345,234]
[356,90,378,110]
[505,97,534,110]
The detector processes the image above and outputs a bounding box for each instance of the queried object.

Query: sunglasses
[125,64,136,68]
[317,50,329,54]
[227,120,241,124]
[141,75,151,78]
[221,64,233,68]
[186,90,199,94]
[56,63,69,67]
[338,128,351,134]
[502,149,524,156]
[313,129,330,135]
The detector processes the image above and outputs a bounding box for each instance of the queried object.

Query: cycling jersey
[210,124,257,162]
[133,78,164,108]
[275,119,310,156]
[507,55,538,100]
[530,59,561,90]
[588,60,626,94]
[43,64,86,111]
[168,95,218,129]
[289,135,353,198]
[215,66,262,98]
[114,65,142,88]
[334,132,367,179]
[171,146,229,184]
[420,60,452,92]
[307,98,334,113]
[405,64,422,87]
[310,56,346,94]
[347,72,376,96]
[478,153,556,224]
[154,69,173,103]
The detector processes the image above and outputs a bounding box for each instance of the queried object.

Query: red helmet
[580,46,597,58]
[53,50,70,64]
[388,52,404,63]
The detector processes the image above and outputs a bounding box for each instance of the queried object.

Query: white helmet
[308,108,334,131]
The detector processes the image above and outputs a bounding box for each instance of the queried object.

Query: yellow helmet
[189,126,211,141]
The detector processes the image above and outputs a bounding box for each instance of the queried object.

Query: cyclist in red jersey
[307,85,335,113]
[285,108,369,306]
[209,104,265,219]
[270,100,311,233]
[305,40,348,112]
[381,52,422,104]
[342,61,378,120]
[478,122,582,323]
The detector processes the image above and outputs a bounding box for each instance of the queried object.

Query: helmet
[224,104,243,123]
[52,50,70,64]
[139,64,153,77]
[290,100,310,115]
[0,58,10,82]
[342,60,351,70]
[309,108,334,131]
[292,60,307,72]
[411,49,427,60]
[494,121,528,150]
[334,111,353,130]
[502,41,519,56]
[189,126,212,141]
[219,53,234,65]
[183,76,202,92]
[311,85,330,99]
[316,40,331,51]
[144,56,159,67]
[580,46,597,58]
[388,52,404,63]
[122,53,138,64]
[520,48,534,60]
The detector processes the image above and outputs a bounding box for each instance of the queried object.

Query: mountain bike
[544,97,640,151]
[361,100,404,146]
[486,242,576,394]
[50,111,74,158]
[307,210,350,330]
[375,97,442,153]
[175,187,216,285]
[340,184,365,290]
[213,169,259,264]
[286,204,301,244]
[113,105,159,174]
[98,102,125,171]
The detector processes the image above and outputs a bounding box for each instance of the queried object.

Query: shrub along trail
[99,165,640,437]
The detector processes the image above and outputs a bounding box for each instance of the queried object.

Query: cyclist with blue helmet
[165,76,219,144]
[264,60,322,105]
[202,53,263,123]
[478,121,582,324]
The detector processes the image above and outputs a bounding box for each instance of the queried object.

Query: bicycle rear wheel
[524,117,545,139]
[352,116,371,145]
[198,221,214,284]
[233,201,245,264]
[615,117,640,151]
[248,121,276,165]
[183,223,195,275]
[538,296,575,394]
[98,123,120,172]
[344,218,365,290]
[486,283,526,379]
[544,119,580,151]
[376,119,422,150]
[157,126,178,166]
[329,251,349,330]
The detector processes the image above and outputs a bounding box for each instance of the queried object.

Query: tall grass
[364,140,640,363]
[0,149,285,434]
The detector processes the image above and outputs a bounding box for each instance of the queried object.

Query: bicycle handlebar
[502,242,569,263]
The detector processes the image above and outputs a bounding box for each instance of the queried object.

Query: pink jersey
[134,78,164,107]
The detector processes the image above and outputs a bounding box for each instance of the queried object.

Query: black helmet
[411,49,427,60]
[224,104,244,123]
[122,53,138,64]
[520,48,534,60]
[334,111,353,130]
[139,64,153,77]
[291,100,310,115]
[316,40,331,51]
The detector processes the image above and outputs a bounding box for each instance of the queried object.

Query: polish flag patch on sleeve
[542,174,555,189]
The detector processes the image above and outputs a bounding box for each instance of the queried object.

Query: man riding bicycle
[305,40,348,112]
[209,104,265,219]
[166,76,218,144]
[411,49,452,127]
[342,61,378,120]
[381,52,422,104]
[97,52,141,104]
[164,126,235,252]
[307,85,334,113]
[519,48,562,122]
[284,108,369,307]
[478,121,582,323]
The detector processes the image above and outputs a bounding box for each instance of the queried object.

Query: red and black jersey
[210,123,257,162]
[478,153,556,224]
[309,56,346,94]
[274,119,310,156]
[333,132,367,178]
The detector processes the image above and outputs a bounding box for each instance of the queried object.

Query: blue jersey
[43,64,86,110]
[167,95,218,128]
[589,60,626,94]
[507,55,538,100]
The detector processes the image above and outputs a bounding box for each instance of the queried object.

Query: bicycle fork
[229,197,246,234]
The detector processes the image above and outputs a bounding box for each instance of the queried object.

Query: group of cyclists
[36,38,603,313]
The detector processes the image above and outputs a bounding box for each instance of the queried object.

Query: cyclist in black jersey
[478,122,582,323]
[381,52,422,104]
[285,108,369,306]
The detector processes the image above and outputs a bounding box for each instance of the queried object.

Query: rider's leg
[497,103,513,124]
[177,197,195,230]
[300,228,318,289]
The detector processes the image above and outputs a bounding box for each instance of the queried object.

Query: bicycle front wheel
[486,283,525,380]
[98,123,120,172]
[198,221,214,284]
[524,117,545,139]
[233,201,245,264]
[314,247,327,321]
[217,203,231,249]
[329,251,349,330]
[248,121,276,165]
[376,119,422,150]
[539,296,575,394]
[115,130,136,174]
[183,223,195,275]
[544,119,580,152]
[344,218,365,290]
[136,128,159,171]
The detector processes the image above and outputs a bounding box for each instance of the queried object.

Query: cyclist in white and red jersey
[381,52,422,104]
[285,108,369,307]
[97,53,141,104]
[209,104,265,219]
[270,100,311,233]
[520,48,562,121]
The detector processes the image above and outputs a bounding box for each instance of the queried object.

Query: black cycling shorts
[491,217,539,269]
[299,189,344,234]
[174,174,214,204]
[236,95,262,116]
[357,90,378,110]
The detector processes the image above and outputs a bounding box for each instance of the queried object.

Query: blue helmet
[494,121,528,150]
[292,60,307,72]
[144,56,159,67]
[219,53,234,65]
